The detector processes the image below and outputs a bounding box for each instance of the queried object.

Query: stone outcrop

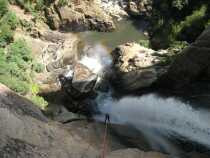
[99,0,128,20]
[40,31,82,72]
[72,63,98,93]
[157,26,210,89]
[15,30,82,93]
[59,63,98,99]
[111,42,168,92]
[0,83,99,158]
[45,0,115,32]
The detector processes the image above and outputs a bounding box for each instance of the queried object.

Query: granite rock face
[111,42,168,92]
[45,0,115,32]
[59,63,98,99]
[0,83,99,158]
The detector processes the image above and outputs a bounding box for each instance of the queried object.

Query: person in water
[105,113,110,123]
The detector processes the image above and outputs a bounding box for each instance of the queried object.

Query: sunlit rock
[44,0,115,32]
[111,42,168,92]
[72,63,98,94]
[0,83,99,158]
[59,63,98,99]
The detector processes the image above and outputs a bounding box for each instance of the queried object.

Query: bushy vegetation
[0,0,8,17]
[0,0,18,47]
[9,0,53,13]
[0,0,48,109]
[0,39,47,109]
[149,0,210,49]
[29,84,48,110]
[139,39,150,48]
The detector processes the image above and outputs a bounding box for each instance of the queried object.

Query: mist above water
[72,19,210,156]
[95,93,210,153]
[79,43,112,74]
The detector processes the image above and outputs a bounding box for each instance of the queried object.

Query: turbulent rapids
[61,20,210,156]
[76,43,210,155]
[95,93,210,153]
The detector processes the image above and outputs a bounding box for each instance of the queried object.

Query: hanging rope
[101,114,110,158]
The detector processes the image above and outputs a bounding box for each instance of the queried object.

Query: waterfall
[79,43,112,74]
[95,93,210,153]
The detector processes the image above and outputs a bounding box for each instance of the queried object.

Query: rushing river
[76,19,210,156]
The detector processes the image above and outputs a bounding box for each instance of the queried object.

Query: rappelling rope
[101,114,110,158]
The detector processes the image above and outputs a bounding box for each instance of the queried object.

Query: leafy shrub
[0,24,14,47]
[58,0,68,7]
[32,62,44,73]
[35,0,45,11]
[8,39,32,63]
[0,48,5,61]
[172,0,188,10]
[139,39,150,48]
[30,84,39,95]
[150,0,210,49]
[0,75,29,94]
[1,11,19,29]
[30,95,48,110]
[0,39,34,94]
[0,0,8,17]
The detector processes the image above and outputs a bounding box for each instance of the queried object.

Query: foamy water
[79,43,112,74]
[95,93,210,153]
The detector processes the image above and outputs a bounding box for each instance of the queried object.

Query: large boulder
[45,0,115,32]
[0,83,99,158]
[59,63,98,99]
[111,43,168,92]
[72,63,98,93]
[157,26,210,89]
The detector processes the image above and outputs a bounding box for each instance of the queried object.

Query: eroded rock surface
[111,42,168,92]
[0,83,99,158]
[59,63,98,99]
[99,0,128,20]
[45,0,115,32]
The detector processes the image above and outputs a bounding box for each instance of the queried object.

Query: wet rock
[107,148,169,158]
[111,42,168,92]
[0,83,99,158]
[59,63,98,99]
[14,30,81,86]
[50,105,86,123]
[72,63,98,93]
[41,31,81,72]
[157,26,210,89]
[45,0,115,32]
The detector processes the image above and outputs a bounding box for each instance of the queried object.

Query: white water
[95,93,210,153]
[79,43,112,74]
[64,33,210,155]
[73,43,210,151]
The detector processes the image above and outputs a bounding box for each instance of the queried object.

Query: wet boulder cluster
[59,63,98,99]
